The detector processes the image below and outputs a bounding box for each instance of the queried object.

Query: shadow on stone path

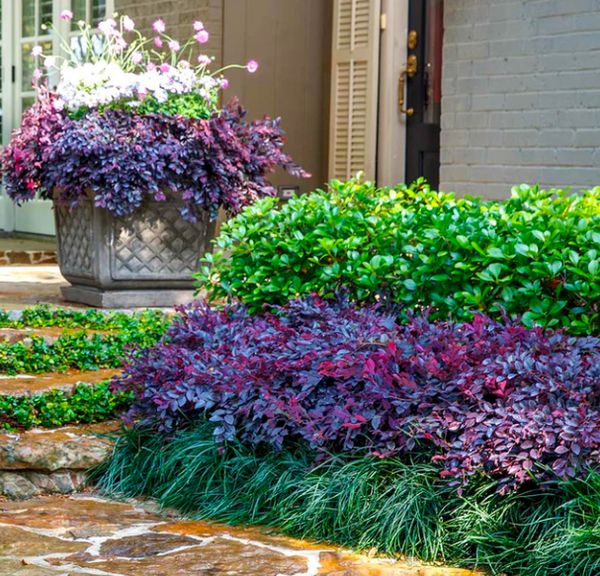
[0,495,480,576]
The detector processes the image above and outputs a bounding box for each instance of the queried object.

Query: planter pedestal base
[61,285,196,309]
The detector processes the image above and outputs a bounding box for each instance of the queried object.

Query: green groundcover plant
[0,382,132,430]
[97,423,600,576]
[197,180,600,334]
[0,306,169,375]
[0,305,170,331]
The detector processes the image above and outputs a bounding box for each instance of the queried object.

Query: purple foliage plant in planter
[2,13,307,307]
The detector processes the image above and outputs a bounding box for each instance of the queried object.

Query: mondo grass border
[96,423,600,576]
[0,382,133,430]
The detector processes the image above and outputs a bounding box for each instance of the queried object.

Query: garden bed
[98,295,600,576]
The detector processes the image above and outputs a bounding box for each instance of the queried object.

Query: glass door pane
[19,1,53,116]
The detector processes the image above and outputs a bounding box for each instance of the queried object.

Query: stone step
[0,237,57,266]
[0,422,118,499]
[0,368,121,397]
[0,326,114,345]
[0,249,57,266]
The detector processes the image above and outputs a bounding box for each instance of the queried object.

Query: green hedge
[96,423,600,576]
[0,382,132,430]
[197,180,600,334]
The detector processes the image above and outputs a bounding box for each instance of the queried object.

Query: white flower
[44,56,56,68]
[154,88,168,103]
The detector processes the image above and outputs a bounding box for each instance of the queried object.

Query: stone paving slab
[0,496,482,576]
[0,369,120,397]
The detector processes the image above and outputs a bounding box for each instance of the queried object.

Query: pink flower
[123,15,135,31]
[60,9,73,21]
[152,18,166,33]
[114,35,128,51]
[31,68,42,83]
[53,99,65,112]
[131,51,143,65]
[31,45,43,57]
[197,54,211,66]
[193,20,204,31]
[153,36,163,48]
[220,78,229,90]
[98,19,116,35]
[168,40,180,52]
[146,62,156,71]
[246,59,259,73]
[195,30,209,44]
[159,63,171,73]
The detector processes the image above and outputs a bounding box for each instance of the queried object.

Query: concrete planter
[54,194,216,308]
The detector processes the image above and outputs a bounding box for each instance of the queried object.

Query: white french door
[0,0,113,235]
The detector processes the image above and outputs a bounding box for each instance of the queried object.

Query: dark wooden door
[405,0,444,189]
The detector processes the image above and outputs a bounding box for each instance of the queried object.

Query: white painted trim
[377,0,408,186]
[1,0,15,231]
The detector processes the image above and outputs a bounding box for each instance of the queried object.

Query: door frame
[377,0,409,186]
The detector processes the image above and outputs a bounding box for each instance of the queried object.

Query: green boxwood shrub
[197,180,600,334]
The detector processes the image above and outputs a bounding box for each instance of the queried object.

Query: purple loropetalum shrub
[112,296,600,490]
[0,89,64,204]
[2,96,306,220]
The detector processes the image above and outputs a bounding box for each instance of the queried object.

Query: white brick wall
[440,0,600,198]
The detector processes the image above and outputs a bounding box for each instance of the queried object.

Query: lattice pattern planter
[54,195,215,307]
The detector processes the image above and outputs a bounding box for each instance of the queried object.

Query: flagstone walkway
[0,496,479,576]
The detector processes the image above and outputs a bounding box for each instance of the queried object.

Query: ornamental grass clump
[112,296,600,491]
[197,179,600,334]
[2,14,306,220]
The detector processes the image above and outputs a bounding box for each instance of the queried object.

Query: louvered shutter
[329,0,381,181]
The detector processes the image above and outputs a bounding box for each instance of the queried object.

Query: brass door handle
[398,55,417,117]
[398,71,414,117]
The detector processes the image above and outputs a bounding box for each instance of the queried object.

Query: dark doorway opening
[405,0,444,189]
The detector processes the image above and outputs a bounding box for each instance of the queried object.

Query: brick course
[441,0,600,197]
